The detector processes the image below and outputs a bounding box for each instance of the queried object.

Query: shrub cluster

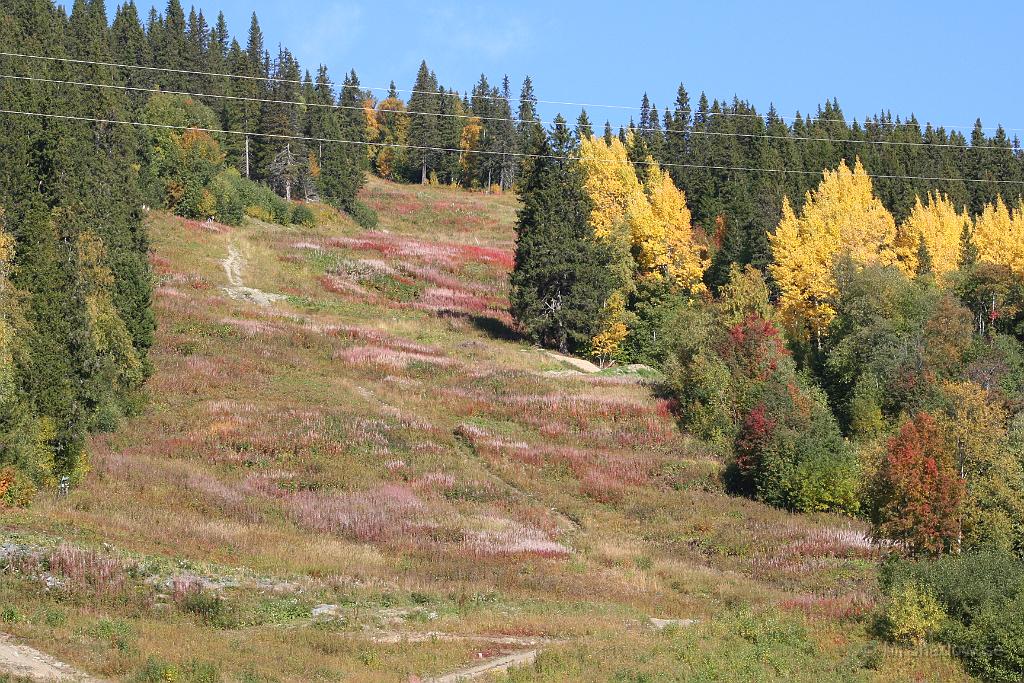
[880,552,1024,682]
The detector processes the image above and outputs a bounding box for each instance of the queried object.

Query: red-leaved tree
[872,412,964,554]
[734,402,776,489]
[717,314,789,383]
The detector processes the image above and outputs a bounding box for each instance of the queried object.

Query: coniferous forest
[3,0,1024,680]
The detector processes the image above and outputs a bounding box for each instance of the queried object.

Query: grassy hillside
[0,177,968,682]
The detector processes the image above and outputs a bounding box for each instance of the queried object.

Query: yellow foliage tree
[589,290,630,365]
[459,116,483,187]
[578,135,709,358]
[579,136,706,290]
[769,159,896,338]
[894,192,969,281]
[0,208,56,505]
[372,96,410,181]
[76,231,144,393]
[578,135,643,241]
[973,196,1024,276]
[644,165,708,291]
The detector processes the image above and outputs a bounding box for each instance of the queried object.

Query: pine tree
[915,235,934,276]
[110,1,151,109]
[517,76,538,143]
[435,87,466,184]
[150,0,187,89]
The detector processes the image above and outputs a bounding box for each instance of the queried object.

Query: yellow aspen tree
[372,96,409,180]
[459,117,483,186]
[894,192,970,281]
[590,291,630,366]
[579,136,707,290]
[578,135,641,357]
[363,99,379,155]
[973,196,1024,276]
[579,136,710,358]
[578,134,643,240]
[76,230,144,393]
[645,165,708,292]
[769,159,896,339]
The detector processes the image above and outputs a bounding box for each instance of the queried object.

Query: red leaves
[735,403,777,479]
[873,412,964,554]
[718,314,788,382]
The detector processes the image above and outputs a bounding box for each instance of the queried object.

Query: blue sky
[107,0,1024,137]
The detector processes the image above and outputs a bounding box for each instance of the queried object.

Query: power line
[2,106,1023,186]
[2,49,1020,135]
[1,72,1018,155]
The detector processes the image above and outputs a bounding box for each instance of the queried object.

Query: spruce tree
[915,234,934,276]
[510,116,615,353]
[320,70,368,212]
[406,61,440,183]
[435,86,465,184]
[256,47,303,186]
[575,109,593,141]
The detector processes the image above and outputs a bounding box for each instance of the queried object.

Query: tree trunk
[421,160,427,184]
[244,136,250,178]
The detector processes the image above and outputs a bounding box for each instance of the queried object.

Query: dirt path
[221,241,285,306]
[0,633,101,681]
[424,649,539,682]
[543,350,601,373]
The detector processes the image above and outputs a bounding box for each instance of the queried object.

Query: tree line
[510,118,1024,681]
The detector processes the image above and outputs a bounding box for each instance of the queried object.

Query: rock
[650,617,698,630]
[312,603,344,619]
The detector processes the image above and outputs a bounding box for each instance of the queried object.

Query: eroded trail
[0,633,101,682]
[424,648,539,683]
[221,239,285,306]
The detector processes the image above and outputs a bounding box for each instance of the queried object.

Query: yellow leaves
[371,97,410,180]
[0,206,11,273]
[895,192,969,281]
[973,196,1024,276]
[577,136,708,356]
[769,159,896,338]
[459,116,483,182]
[578,136,707,291]
[179,128,226,167]
[363,99,379,140]
[590,291,629,365]
[76,232,144,391]
[645,165,709,292]
[578,135,643,241]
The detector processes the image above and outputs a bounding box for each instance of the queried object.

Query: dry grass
[0,177,969,682]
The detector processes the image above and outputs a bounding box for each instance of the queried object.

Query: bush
[744,381,862,514]
[347,200,378,229]
[207,169,246,226]
[880,552,1024,682]
[878,582,946,645]
[289,203,316,228]
[236,179,290,224]
[179,588,233,627]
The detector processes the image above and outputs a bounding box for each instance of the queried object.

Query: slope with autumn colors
[0,177,973,682]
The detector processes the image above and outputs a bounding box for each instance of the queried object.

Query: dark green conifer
[510,116,615,353]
